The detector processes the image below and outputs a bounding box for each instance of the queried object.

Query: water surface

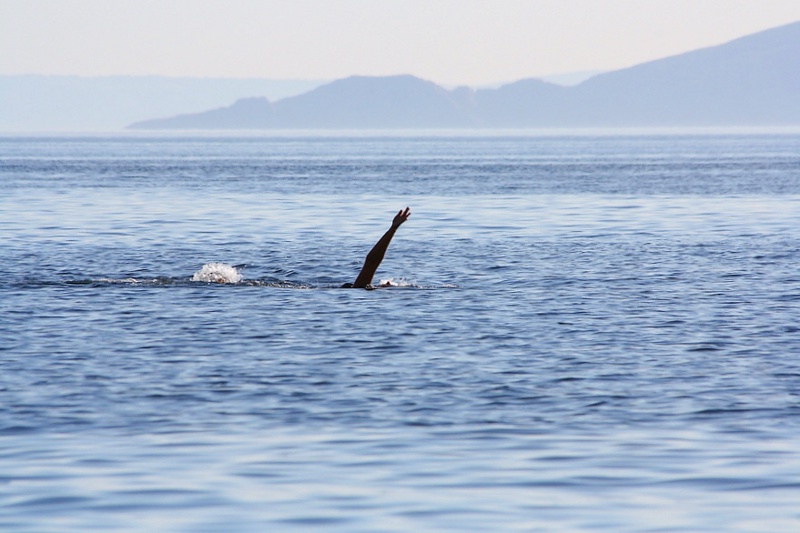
[2,133,800,532]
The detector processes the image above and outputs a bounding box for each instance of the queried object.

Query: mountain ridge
[125,20,800,129]
[0,76,324,131]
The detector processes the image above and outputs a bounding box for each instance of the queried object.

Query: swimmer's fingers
[393,207,411,227]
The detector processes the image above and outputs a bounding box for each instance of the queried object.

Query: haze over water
[2,132,800,531]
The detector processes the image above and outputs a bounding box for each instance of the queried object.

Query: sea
[1,130,800,532]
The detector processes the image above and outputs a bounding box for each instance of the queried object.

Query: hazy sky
[3,0,800,86]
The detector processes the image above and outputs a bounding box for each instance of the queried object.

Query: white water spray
[191,263,243,284]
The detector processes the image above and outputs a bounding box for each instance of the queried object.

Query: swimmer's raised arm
[351,207,410,289]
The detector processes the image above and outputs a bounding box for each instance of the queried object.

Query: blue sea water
[1,131,800,532]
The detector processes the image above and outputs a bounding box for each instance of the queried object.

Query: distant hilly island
[0,77,325,132]
[127,21,800,130]
[2,21,798,132]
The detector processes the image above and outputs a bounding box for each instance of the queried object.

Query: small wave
[191,263,243,284]
[376,278,458,290]
[242,279,314,289]
[57,269,453,290]
[65,277,176,286]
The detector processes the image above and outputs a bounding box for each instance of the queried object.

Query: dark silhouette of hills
[0,76,323,132]
[130,75,475,129]
[132,97,275,129]
[272,75,474,128]
[563,19,800,126]
[128,21,800,130]
[470,78,570,126]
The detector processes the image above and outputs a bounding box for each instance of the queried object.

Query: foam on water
[191,262,243,284]
[63,273,447,290]
[377,277,414,287]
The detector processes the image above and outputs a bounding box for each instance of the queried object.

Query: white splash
[191,263,243,284]
[378,277,414,287]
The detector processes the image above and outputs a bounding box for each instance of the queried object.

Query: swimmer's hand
[392,207,411,228]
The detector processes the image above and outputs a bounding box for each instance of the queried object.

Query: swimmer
[342,207,410,289]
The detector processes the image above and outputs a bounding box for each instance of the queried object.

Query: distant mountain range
[128,21,800,130]
[0,76,324,132]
